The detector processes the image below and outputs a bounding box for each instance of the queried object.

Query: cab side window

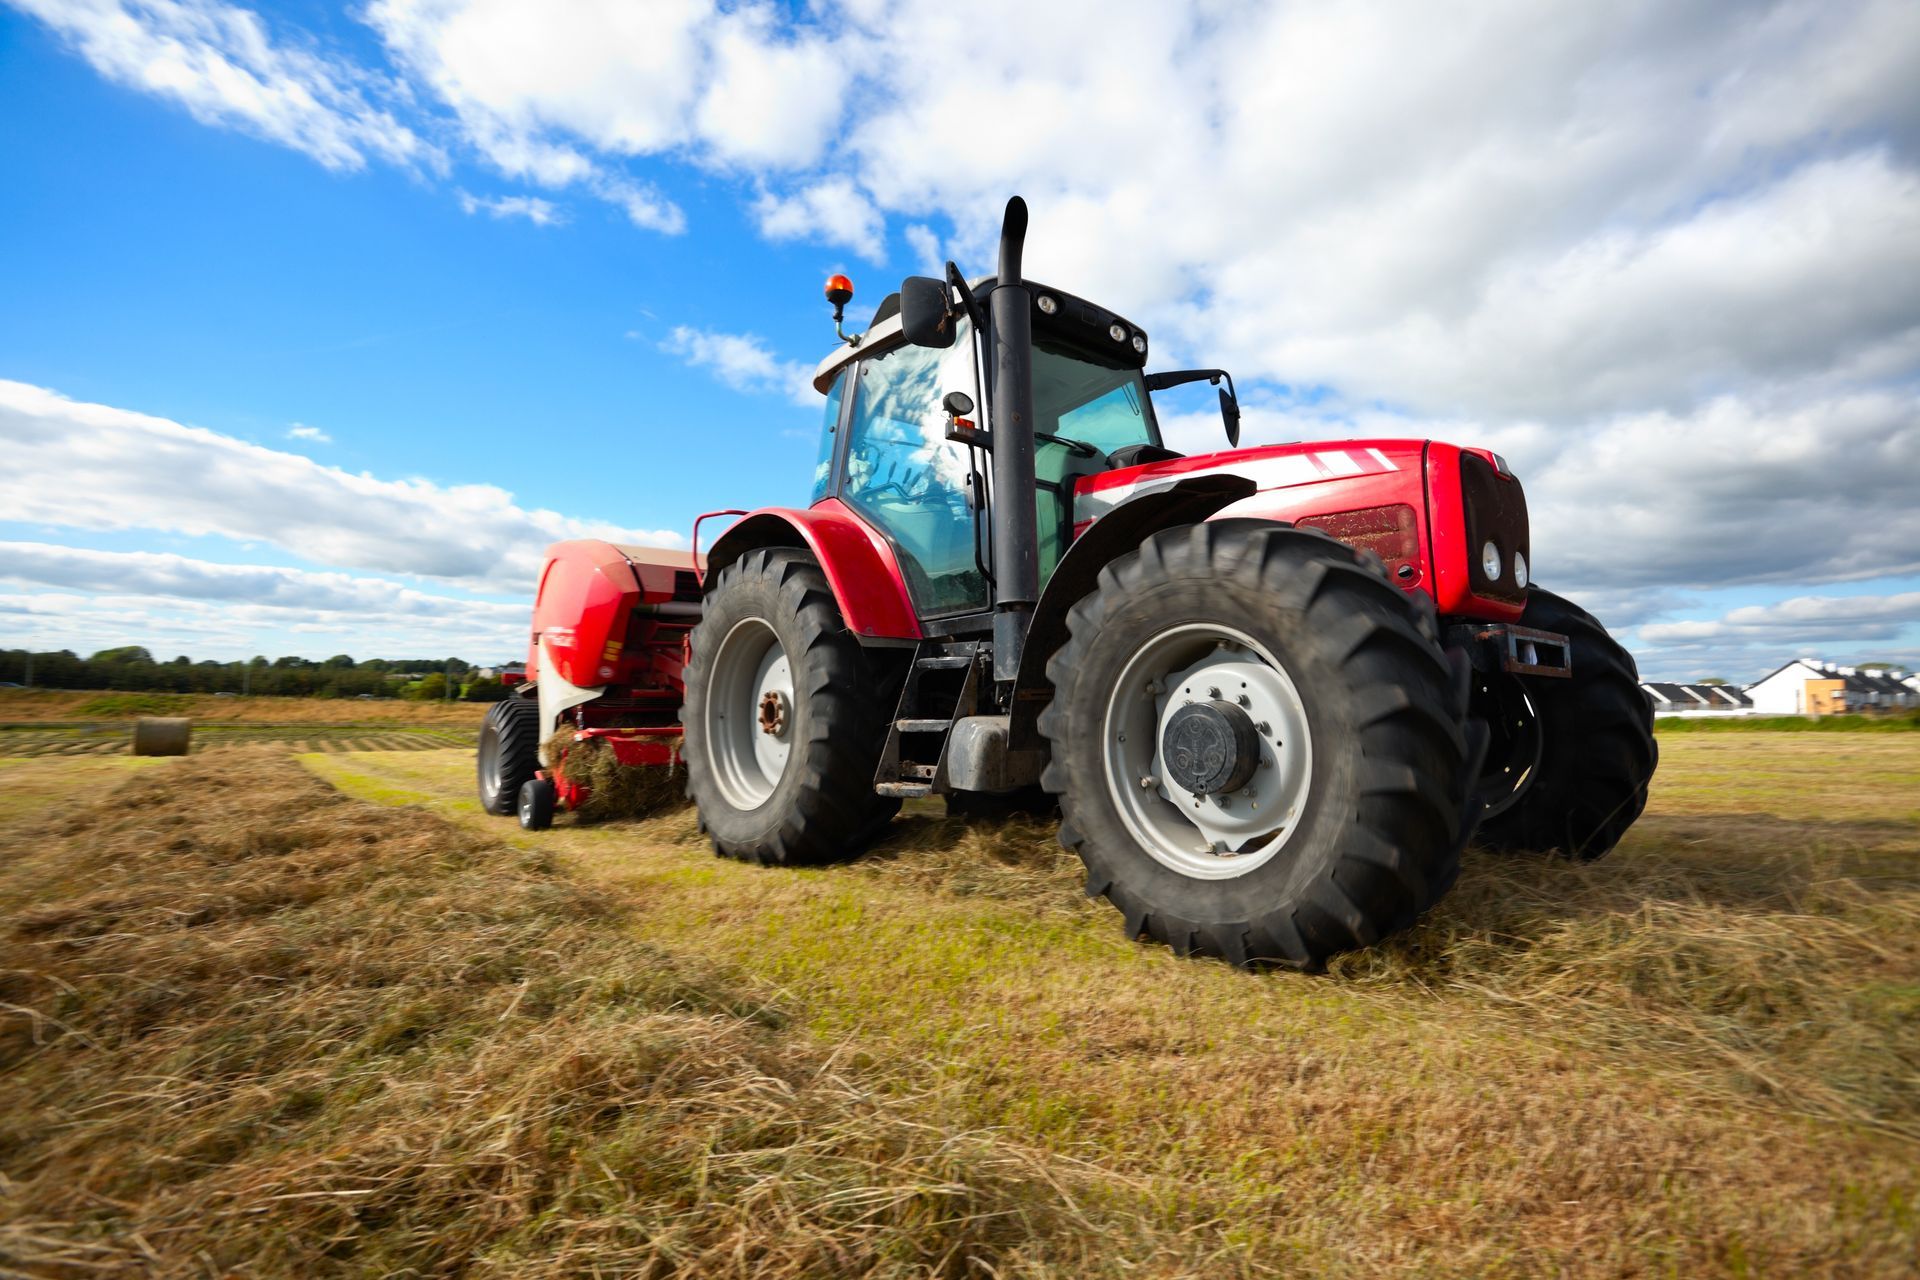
[810,370,847,505]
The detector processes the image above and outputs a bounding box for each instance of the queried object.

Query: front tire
[1040,521,1477,970]
[682,548,899,866]
[1474,589,1657,860]
[478,696,541,816]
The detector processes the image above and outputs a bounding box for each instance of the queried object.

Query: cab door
[836,334,989,619]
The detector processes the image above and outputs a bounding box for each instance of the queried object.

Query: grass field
[0,688,489,727]
[1,734,1915,1276]
[0,688,484,758]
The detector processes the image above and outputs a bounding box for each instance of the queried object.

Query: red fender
[702,498,922,641]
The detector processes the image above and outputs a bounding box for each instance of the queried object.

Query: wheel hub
[757,689,789,736]
[705,618,794,810]
[1101,623,1315,880]
[1162,700,1260,796]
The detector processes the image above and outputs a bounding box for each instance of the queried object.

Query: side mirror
[899,276,956,349]
[1220,387,1241,448]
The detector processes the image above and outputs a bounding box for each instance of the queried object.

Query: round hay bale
[131,716,191,756]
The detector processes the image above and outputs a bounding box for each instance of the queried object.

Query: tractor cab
[807,278,1202,628]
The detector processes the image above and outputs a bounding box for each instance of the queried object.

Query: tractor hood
[1074,439,1431,523]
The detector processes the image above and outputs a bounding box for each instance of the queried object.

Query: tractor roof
[811,276,1147,394]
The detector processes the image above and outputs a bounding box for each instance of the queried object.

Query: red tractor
[478,197,1656,969]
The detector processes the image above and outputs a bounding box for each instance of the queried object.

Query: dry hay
[545,730,690,824]
[861,808,1093,915]
[0,751,1184,1278]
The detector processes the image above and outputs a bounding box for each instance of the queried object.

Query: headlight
[1109,323,1127,342]
[1481,540,1502,581]
[1131,333,1146,354]
[1513,551,1529,589]
[1036,294,1058,315]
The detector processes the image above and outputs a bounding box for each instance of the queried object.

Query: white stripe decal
[1366,447,1397,471]
[1316,449,1364,476]
[1075,454,1328,521]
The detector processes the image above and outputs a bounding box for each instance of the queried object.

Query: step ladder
[873,642,983,798]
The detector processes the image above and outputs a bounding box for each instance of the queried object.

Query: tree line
[0,647,515,701]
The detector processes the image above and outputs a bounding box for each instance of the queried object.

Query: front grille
[1460,453,1529,604]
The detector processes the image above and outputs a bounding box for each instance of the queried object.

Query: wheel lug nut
[1139,775,1157,789]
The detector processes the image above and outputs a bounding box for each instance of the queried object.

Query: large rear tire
[682,548,899,866]
[1039,521,1478,970]
[1474,588,1657,860]
[477,696,541,816]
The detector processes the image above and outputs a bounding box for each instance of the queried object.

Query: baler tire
[1039,521,1477,970]
[682,548,899,866]
[478,696,541,816]
[518,777,556,831]
[1474,589,1657,861]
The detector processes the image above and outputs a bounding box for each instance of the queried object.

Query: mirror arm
[1144,367,1232,393]
[944,262,987,331]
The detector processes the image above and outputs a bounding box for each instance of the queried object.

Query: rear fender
[704,499,922,642]
[1008,472,1257,751]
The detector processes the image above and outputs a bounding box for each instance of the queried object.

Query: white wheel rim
[707,617,795,810]
[1101,623,1314,880]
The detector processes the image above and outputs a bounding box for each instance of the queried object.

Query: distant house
[1641,682,1755,717]
[474,662,527,682]
[1745,660,1918,716]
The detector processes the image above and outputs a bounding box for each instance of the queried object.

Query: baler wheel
[682,548,899,865]
[1473,588,1657,860]
[518,777,556,831]
[1039,520,1479,970]
[477,696,541,816]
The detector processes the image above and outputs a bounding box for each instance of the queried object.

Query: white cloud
[456,189,564,225]
[1,587,530,662]
[1639,592,1920,646]
[1621,586,1920,683]
[592,176,686,234]
[903,223,942,274]
[0,380,684,594]
[661,326,817,406]
[0,541,526,623]
[753,177,885,263]
[286,422,331,443]
[694,7,845,169]
[7,0,441,172]
[1511,388,1920,595]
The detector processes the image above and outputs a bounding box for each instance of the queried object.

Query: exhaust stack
[988,196,1038,682]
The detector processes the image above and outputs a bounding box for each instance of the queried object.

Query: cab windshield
[1031,337,1158,453]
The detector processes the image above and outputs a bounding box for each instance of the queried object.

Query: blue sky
[2,0,1917,680]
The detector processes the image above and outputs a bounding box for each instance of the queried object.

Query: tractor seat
[1105,442,1186,469]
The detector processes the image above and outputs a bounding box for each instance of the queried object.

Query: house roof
[1642,681,1754,708]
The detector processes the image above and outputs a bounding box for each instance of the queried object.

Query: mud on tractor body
[479,196,1657,969]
